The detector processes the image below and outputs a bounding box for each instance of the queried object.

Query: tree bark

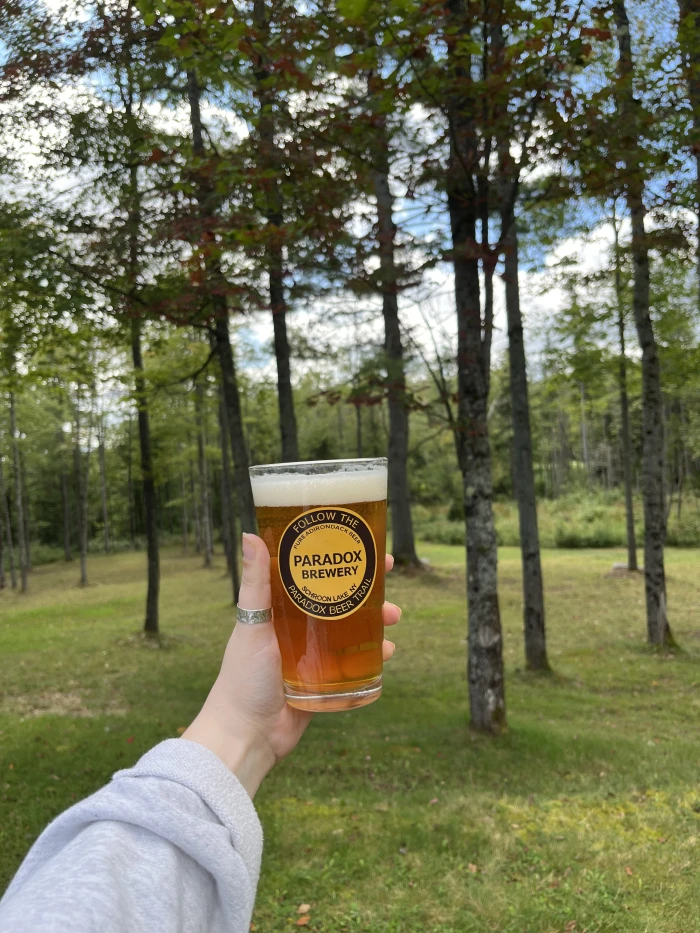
[613,210,638,571]
[131,316,160,634]
[73,396,90,588]
[127,412,136,549]
[0,480,4,589]
[218,391,240,602]
[678,0,700,312]
[252,0,299,462]
[614,0,672,645]
[446,0,506,733]
[19,450,31,572]
[0,455,16,589]
[60,432,73,562]
[10,393,28,593]
[98,419,111,554]
[371,144,420,567]
[502,222,549,671]
[195,380,213,568]
[187,70,257,534]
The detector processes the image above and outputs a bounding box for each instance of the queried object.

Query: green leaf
[336,0,371,21]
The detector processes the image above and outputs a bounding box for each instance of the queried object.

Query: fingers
[385,554,394,573]
[237,533,272,612]
[382,601,401,626]
[382,639,395,661]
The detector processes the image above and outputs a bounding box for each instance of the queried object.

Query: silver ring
[236,606,272,625]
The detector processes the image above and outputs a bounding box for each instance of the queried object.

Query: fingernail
[242,533,255,561]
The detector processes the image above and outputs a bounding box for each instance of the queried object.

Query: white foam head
[251,465,387,508]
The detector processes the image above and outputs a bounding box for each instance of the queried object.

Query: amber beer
[250,459,387,712]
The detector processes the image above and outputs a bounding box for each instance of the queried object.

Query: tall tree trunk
[446,0,506,733]
[19,450,31,572]
[131,317,160,634]
[371,142,420,567]
[191,463,202,554]
[181,470,189,555]
[355,402,363,457]
[60,433,73,561]
[678,0,700,311]
[10,393,28,593]
[252,0,299,462]
[127,412,136,549]
[195,381,213,568]
[0,479,4,589]
[73,397,90,588]
[98,420,111,554]
[502,222,549,671]
[218,392,240,602]
[0,455,16,589]
[614,0,672,645]
[613,209,638,571]
[187,70,257,534]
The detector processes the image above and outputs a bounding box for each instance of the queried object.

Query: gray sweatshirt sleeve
[0,739,263,933]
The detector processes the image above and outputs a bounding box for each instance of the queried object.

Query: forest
[1,0,700,738]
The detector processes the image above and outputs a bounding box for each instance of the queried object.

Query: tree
[612,0,673,645]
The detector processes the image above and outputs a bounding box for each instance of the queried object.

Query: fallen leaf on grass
[126,737,134,744]
[298,904,311,914]
[249,925,256,931]
[176,726,186,734]
[625,866,633,876]
[468,863,478,874]
[296,916,310,926]
[564,923,577,932]
[429,798,439,805]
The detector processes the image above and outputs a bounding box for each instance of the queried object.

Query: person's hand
[183,533,401,797]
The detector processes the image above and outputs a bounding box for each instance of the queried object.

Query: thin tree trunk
[127,412,136,548]
[131,316,160,634]
[191,463,202,554]
[218,392,240,602]
[371,140,420,567]
[446,0,506,733]
[678,0,700,311]
[252,0,299,462]
[181,470,189,555]
[10,393,28,593]
[613,208,638,571]
[19,450,31,572]
[195,381,213,568]
[187,70,257,534]
[98,420,111,554]
[60,436,73,562]
[0,455,16,589]
[614,0,672,645]
[502,221,549,671]
[73,397,89,587]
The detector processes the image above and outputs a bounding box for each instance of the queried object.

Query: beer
[250,459,387,712]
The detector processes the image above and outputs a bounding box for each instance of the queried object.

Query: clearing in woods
[1,545,700,931]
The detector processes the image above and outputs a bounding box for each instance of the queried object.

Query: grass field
[2,545,700,932]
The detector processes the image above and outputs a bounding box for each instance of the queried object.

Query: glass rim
[249,457,387,476]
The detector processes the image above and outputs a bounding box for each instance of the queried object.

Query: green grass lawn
[2,545,700,932]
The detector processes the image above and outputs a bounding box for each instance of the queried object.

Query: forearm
[0,740,263,933]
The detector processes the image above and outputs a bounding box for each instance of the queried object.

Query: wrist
[182,711,276,798]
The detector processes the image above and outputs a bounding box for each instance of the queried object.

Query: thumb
[238,533,272,612]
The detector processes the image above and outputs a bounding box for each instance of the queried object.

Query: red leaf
[296,917,310,927]
[126,737,134,744]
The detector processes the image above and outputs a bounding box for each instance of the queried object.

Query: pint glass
[250,458,388,712]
